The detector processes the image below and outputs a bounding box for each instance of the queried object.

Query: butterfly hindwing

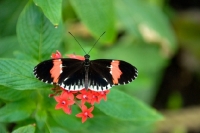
[58,59,85,91]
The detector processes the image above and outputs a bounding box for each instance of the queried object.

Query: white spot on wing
[88,84,113,92]
[64,78,68,81]
[59,84,84,91]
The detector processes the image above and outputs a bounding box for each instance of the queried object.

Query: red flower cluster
[51,51,110,123]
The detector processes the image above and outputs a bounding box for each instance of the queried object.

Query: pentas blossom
[50,51,110,123]
[54,91,75,114]
[76,104,94,123]
[76,89,92,104]
[89,91,100,105]
[97,90,110,102]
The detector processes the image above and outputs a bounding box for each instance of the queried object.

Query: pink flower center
[92,95,95,98]
[84,112,88,116]
[62,100,66,105]
[100,91,104,95]
[83,94,87,99]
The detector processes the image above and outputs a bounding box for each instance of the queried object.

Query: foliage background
[0,0,199,133]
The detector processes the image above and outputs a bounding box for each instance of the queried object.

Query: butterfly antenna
[88,31,106,54]
[68,32,87,54]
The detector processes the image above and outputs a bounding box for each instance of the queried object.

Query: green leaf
[116,0,177,55]
[70,0,116,43]
[0,123,7,133]
[51,109,85,130]
[49,127,69,133]
[0,0,27,37]
[0,86,32,101]
[35,109,47,130]
[0,59,48,90]
[0,100,35,122]
[0,36,19,58]
[86,114,154,133]
[12,124,35,133]
[46,114,70,133]
[17,1,63,62]
[95,89,162,121]
[33,0,62,26]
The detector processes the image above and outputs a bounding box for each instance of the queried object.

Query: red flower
[54,91,75,114]
[97,90,110,102]
[51,50,62,59]
[89,91,99,105]
[76,105,94,123]
[76,89,92,104]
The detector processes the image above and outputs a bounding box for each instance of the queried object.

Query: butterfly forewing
[33,58,84,85]
[117,60,138,84]
[34,59,55,84]
[90,59,137,89]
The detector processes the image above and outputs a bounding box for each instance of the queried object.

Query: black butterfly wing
[33,58,84,86]
[88,59,138,91]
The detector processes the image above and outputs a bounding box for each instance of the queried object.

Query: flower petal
[80,105,87,112]
[87,113,93,118]
[54,96,62,102]
[51,50,62,59]
[55,103,63,109]
[63,107,72,114]
[76,113,83,118]
[82,116,87,123]
[88,106,94,112]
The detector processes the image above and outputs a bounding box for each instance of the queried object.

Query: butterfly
[33,32,138,91]
[33,53,138,92]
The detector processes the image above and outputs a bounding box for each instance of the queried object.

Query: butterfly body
[33,54,138,91]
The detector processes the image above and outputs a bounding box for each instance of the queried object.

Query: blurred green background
[0,0,200,133]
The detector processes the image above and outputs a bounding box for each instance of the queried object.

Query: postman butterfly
[33,32,138,91]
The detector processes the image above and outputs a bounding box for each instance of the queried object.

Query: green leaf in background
[46,115,71,133]
[70,0,116,43]
[95,89,162,121]
[0,59,48,90]
[12,124,35,133]
[51,109,85,131]
[33,0,62,26]
[116,0,177,56]
[35,109,47,130]
[0,86,32,101]
[0,0,27,37]
[0,123,7,133]
[85,115,154,133]
[0,36,19,58]
[0,100,35,122]
[49,127,69,133]
[17,1,63,62]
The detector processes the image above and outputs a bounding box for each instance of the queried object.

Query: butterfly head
[84,54,90,60]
